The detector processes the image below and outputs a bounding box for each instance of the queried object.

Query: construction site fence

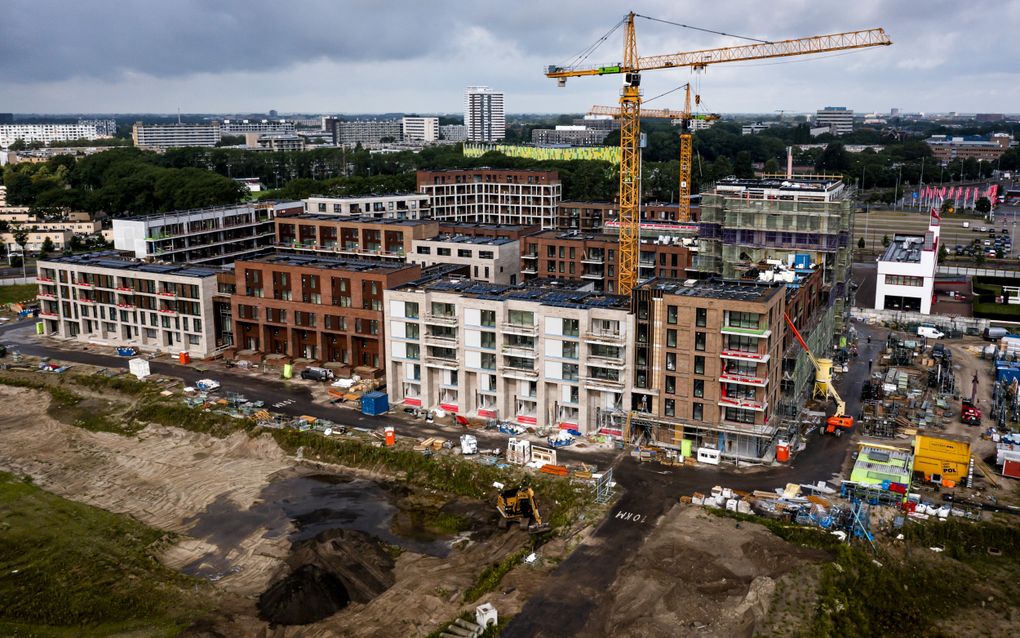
[850,307,1011,335]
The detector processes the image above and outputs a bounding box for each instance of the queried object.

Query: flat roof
[280,214,435,226]
[418,234,513,246]
[439,222,537,232]
[639,277,782,303]
[238,253,413,273]
[714,176,843,192]
[42,252,220,278]
[305,192,424,200]
[880,234,930,263]
[396,276,630,310]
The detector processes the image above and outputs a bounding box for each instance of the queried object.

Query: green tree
[858,237,866,250]
[975,197,991,214]
[882,234,890,247]
[9,138,27,151]
[940,198,955,215]
[938,243,948,262]
[10,224,29,280]
[763,158,781,174]
[40,237,55,257]
[815,143,851,172]
[734,151,754,179]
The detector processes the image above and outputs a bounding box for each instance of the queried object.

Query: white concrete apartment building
[1,230,73,254]
[36,253,220,357]
[401,117,439,143]
[814,106,854,135]
[113,202,300,265]
[221,119,295,134]
[875,212,941,314]
[131,122,221,148]
[464,86,505,142]
[304,194,429,219]
[0,123,101,148]
[384,278,633,436]
[416,169,562,228]
[408,235,521,284]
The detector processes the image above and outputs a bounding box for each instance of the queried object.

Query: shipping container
[361,391,389,416]
[914,434,971,464]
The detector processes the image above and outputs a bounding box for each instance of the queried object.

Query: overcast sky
[2,0,1018,115]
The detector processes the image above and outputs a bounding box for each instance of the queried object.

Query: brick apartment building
[558,201,699,233]
[231,255,420,369]
[275,216,439,261]
[629,279,786,463]
[437,223,541,242]
[521,231,693,294]
[417,169,562,228]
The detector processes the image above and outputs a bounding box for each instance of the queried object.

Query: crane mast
[617,13,641,296]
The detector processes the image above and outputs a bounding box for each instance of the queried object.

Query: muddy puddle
[181,472,456,579]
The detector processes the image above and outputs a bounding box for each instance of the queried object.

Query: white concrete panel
[465,308,481,326]
[389,300,404,318]
[465,329,481,348]
[545,316,563,335]
[390,341,406,359]
[545,339,562,358]
[465,350,481,369]
[390,321,406,339]
[544,361,562,379]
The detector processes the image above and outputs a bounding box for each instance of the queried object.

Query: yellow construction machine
[496,486,550,533]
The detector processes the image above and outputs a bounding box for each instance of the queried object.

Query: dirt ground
[579,506,829,638]
[0,384,541,637]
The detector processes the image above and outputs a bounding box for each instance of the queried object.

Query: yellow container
[282,363,293,379]
[914,434,971,464]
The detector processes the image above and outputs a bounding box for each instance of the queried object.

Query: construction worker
[868,358,873,372]
[867,336,871,344]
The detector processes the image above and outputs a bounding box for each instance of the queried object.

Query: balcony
[587,354,626,368]
[720,371,769,387]
[424,355,459,369]
[720,349,770,363]
[721,325,771,338]
[501,322,537,336]
[584,329,625,345]
[502,344,536,358]
[583,375,624,391]
[424,313,458,326]
[521,265,538,275]
[424,332,459,346]
[718,396,768,412]
[501,364,539,380]
[581,271,603,280]
[581,253,604,264]
[522,252,538,260]
[74,281,94,288]
[157,290,178,298]
[37,292,55,299]
[36,276,54,283]
[77,297,95,304]
[39,311,59,318]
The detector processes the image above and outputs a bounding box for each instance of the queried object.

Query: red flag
[930,206,941,226]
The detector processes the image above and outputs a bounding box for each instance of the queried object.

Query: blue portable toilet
[361,391,389,416]
[793,253,811,269]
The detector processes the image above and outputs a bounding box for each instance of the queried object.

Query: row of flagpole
[914,183,999,211]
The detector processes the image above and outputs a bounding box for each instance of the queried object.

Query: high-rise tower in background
[464,86,505,142]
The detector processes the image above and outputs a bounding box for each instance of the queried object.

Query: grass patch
[706,508,843,552]
[0,283,40,307]
[70,372,152,396]
[0,471,209,636]
[972,301,1020,319]
[463,547,531,603]
[0,374,81,407]
[130,401,254,438]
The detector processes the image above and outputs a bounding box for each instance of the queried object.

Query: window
[694,379,704,398]
[664,399,675,417]
[666,329,677,348]
[416,246,431,255]
[405,302,420,319]
[481,353,497,369]
[480,310,496,327]
[725,407,756,424]
[692,402,703,421]
[884,274,924,287]
[665,375,676,394]
[405,344,420,360]
[437,247,451,256]
[696,308,707,327]
[563,318,579,337]
[667,305,678,324]
[479,251,494,259]
[695,332,706,352]
[727,311,760,330]
[694,355,705,375]
[480,331,496,349]
[562,341,579,359]
[725,334,757,353]
[562,363,579,381]
[405,324,420,339]
[666,352,676,371]
[458,249,472,258]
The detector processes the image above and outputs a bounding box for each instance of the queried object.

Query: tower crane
[547,13,891,295]
[589,84,719,225]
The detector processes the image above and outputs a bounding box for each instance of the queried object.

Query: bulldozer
[496,486,550,533]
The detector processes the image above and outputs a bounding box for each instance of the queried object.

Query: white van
[917,326,945,339]
[962,221,970,228]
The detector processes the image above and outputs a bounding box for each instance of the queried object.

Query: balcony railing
[501,322,537,336]
[587,354,626,368]
[424,355,459,369]
[583,375,624,391]
[581,253,604,264]
[424,332,459,345]
[424,313,458,325]
[718,396,767,412]
[721,325,771,338]
[720,371,769,387]
[720,349,770,363]
[584,329,624,344]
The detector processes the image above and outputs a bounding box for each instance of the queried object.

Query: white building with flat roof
[0,123,101,148]
[465,86,505,142]
[814,106,854,135]
[875,212,940,314]
[36,252,220,357]
[409,235,521,284]
[303,194,429,219]
[132,122,221,148]
[401,117,439,143]
[384,277,632,436]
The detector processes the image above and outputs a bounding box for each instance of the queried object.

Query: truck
[917,325,945,339]
[984,327,1009,341]
[960,400,982,425]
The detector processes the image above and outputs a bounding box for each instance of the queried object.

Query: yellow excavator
[784,314,854,436]
[496,486,550,533]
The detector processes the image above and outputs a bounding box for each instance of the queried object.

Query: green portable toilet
[282,363,293,379]
[681,439,693,458]
[35,322,44,335]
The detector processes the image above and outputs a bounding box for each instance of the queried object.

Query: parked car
[300,366,335,382]
[980,226,989,232]
[955,245,965,255]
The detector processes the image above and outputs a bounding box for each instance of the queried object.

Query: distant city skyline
[2,0,1019,114]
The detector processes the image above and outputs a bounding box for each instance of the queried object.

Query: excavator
[496,486,550,533]
[784,314,854,436]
